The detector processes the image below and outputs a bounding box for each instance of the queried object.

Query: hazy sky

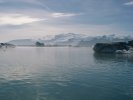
[0,0,133,42]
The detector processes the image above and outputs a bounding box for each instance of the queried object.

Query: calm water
[0,47,133,100]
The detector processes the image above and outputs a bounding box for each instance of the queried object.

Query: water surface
[0,47,133,100]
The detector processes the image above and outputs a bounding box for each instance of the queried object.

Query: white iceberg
[115,48,133,54]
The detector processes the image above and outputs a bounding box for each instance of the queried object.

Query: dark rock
[128,40,133,47]
[35,42,44,47]
[93,42,129,53]
[0,43,15,48]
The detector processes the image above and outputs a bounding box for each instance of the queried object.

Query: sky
[0,0,133,42]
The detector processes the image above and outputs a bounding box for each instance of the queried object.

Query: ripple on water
[0,47,133,100]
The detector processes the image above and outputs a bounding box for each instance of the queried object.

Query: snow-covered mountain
[8,33,133,46]
[9,39,36,46]
[41,33,87,46]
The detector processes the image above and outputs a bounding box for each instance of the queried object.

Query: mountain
[9,39,36,46]
[8,33,133,47]
[78,34,133,47]
[41,33,87,46]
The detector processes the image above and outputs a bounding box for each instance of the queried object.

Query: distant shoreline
[14,45,90,47]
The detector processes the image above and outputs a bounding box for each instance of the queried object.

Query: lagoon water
[0,47,133,100]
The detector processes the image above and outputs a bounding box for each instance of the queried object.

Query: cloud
[0,12,81,27]
[0,14,45,25]
[124,1,133,5]
[0,0,53,12]
[51,13,81,18]
[0,21,126,42]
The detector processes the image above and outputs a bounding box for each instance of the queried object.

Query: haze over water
[0,47,133,100]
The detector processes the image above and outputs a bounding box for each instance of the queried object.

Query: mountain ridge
[8,33,133,47]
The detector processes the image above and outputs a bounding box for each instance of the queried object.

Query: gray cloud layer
[0,0,133,42]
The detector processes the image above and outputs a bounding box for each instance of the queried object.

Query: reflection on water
[94,53,133,63]
[0,47,133,100]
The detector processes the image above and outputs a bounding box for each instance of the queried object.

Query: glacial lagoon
[0,47,133,100]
